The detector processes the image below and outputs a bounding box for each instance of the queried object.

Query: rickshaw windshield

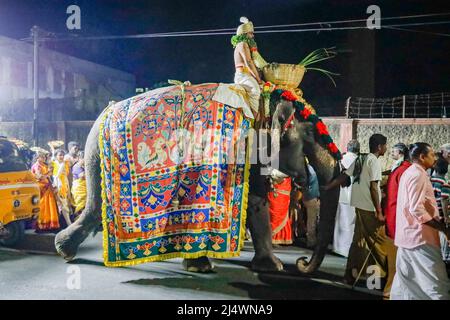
[0,140,28,173]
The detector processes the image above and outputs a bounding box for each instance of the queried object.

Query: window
[1,57,11,85]
[54,69,62,94]
[0,57,3,84]
[0,140,27,173]
[10,59,28,87]
[64,71,74,96]
[47,67,54,92]
[39,65,46,91]
[89,81,98,95]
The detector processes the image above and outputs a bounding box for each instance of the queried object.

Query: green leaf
[298,47,337,66]
[305,67,339,87]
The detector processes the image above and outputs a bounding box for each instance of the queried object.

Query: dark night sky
[0,0,449,115]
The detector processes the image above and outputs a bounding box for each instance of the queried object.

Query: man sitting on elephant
[232,17,267,121]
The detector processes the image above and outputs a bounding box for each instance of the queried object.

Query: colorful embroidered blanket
[99,83,251,266]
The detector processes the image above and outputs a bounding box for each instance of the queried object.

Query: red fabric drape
[383,161,411,239]
[268,177,292,244]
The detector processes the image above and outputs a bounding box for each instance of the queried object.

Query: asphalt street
[0,233,380,300]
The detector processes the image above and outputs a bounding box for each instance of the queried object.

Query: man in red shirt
[383,143,411,239]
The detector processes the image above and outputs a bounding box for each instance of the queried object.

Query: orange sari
[31,161,60,231]
[52,160,73,216]
[268,177,292,245]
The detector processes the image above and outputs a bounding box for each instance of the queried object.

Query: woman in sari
[268,177,293,245]
[52,149,73,228]
[31,149,60,231]
[71,151,86,218]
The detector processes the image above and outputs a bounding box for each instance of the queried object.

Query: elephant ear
[270,104,283,132]
[270,104,285,153]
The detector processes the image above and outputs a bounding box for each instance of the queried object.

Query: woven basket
[262,63,305,88]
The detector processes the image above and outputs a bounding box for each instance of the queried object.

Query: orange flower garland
[268,84,342,160]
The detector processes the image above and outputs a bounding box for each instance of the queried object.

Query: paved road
[0,234,380,300]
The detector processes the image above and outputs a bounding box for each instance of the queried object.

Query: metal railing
[346,92,450,118]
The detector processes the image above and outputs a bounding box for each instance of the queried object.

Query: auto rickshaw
[0,137,40,246]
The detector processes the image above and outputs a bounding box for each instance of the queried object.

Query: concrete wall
[323,118,450,170]
[0,35,135,101]
[322,118,353,155]
[0,35,135,122]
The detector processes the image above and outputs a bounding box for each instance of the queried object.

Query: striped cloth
[431,176,450,217]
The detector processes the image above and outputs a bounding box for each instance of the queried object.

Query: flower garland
[267,83,342,160]
[231,35,268,69]
[230,34,257,49]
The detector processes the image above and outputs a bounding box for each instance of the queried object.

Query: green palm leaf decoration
[299,47,339,87]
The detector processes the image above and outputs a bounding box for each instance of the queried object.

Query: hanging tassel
[252,50,268,69]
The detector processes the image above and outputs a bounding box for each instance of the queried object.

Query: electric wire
[34,19,450,42]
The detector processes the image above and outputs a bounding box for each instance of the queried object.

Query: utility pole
[31,26,40,147]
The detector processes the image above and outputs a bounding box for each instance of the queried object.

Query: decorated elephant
[55,82,340,274]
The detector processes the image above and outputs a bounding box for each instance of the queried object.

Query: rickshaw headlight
[31,195,39,205]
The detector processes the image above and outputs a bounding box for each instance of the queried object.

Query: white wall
[0,35,135,103]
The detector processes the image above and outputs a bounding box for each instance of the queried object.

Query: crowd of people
[5,16,445,299]
[266,135,450,300]
[29,141,86,233]
[230,16,450,299]
[331,137,450,300]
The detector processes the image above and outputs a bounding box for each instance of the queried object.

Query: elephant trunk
[297,138,340,274]
[296,186,340,273]
[54,116,103,260]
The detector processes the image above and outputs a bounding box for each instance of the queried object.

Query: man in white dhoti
[391,142,450,300]
[232,17,263,120]
[332,139,360,257]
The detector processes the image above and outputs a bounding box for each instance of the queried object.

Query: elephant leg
[182,194,283,273]
[247,194,283,272]
[182,257,214,273]
[55,121,103,261]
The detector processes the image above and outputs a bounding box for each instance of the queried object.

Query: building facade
[0,35,135,121]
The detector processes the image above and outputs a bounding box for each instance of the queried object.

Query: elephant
[54,89,340,275]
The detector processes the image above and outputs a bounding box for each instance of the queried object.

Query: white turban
[236,17,254,35]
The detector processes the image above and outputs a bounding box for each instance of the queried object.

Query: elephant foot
[54,228,79,261]
[296,256,318,274]
[182,256,214,273]
[296,256,309,272]
[251,255,284,273]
